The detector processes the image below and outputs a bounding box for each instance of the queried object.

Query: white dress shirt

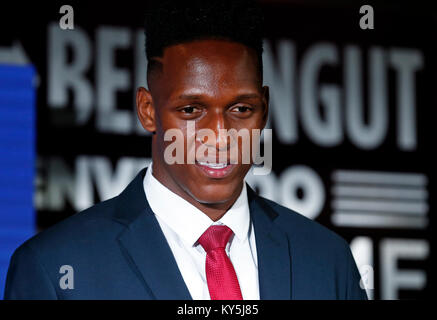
[143,164,260,300]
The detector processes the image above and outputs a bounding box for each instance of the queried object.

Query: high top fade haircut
[144,0,265,86]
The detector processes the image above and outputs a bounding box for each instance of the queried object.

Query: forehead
[153,40,260,98]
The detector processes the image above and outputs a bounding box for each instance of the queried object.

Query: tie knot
[198,225,234,253]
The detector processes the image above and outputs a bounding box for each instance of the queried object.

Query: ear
[136,87,156,134]
[261,85,270,128]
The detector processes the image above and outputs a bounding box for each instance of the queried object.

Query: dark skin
[136,39,269,221]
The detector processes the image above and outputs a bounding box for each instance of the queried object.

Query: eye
[182,106,196,113]
[177,105,204,119]
[230,105,253,114]
[179,106,202,114]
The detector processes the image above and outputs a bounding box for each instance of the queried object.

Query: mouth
[195,160,235,178]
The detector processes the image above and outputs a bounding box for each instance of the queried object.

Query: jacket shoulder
[255,196,367,299]
[257,196,350,252]
[14,196,123,260]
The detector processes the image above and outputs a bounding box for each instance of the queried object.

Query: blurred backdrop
[0,0,435,299]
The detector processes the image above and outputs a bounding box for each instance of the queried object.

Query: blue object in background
[0,64,36,298]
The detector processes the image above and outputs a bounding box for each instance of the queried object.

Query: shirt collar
[143,163,250,247]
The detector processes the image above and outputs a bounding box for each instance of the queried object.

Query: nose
[199,110,229,151]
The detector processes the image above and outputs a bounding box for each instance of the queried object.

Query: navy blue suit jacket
[4,168,367,299]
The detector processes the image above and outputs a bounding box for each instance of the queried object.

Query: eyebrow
[178,93,261,101]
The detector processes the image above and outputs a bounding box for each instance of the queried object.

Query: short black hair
[144,0,264,82]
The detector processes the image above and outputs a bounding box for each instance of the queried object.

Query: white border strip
[332,170,427,186]
[332,212,428,229]
[332,185,428,200]
[331,199,428,215]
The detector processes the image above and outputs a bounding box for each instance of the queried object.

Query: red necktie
[198,225,243,300]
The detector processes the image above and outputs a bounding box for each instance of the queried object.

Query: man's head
[137,0,269,216]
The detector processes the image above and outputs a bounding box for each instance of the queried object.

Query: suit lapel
[247,185,292,300]
[114,168,192,300]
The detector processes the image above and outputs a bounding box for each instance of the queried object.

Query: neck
[151,161,242,222]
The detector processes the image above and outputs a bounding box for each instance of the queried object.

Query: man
[4,0,367,300]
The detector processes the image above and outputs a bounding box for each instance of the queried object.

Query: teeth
[198,161,228,169]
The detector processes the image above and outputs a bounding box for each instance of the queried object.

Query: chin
[187,182,240,205]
